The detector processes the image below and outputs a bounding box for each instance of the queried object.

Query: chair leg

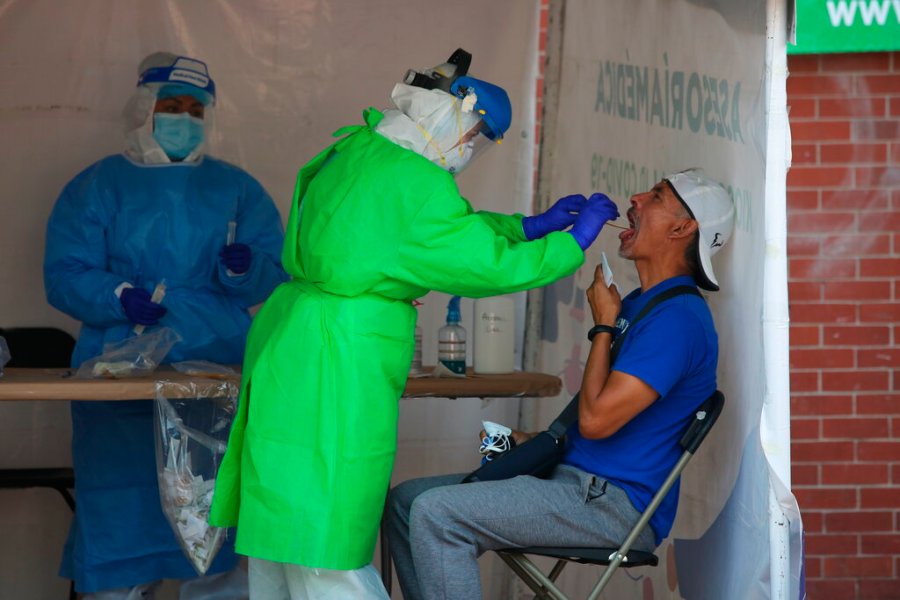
[497,552,571,600]
[69,580,76,600]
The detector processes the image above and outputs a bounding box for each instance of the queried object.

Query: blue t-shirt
[561,275,718,545]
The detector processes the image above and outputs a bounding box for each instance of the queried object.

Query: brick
[824,281,892,302]
[860,258,900,277]
[823,370,890,392]
[787,189,818,209]
[822,417,890,439]
[823,464,890,486]
[790,258,856,279]
[805,533,859,555]
[791,120,851,142]
[792,463,819,485]
[857,394,900,415]
[860,303,900,322]
[862,534,900,555]
[793,440,854,462]
[820,97,886,118]
[787,212,857,233]
[859,211,900,232]
[850,119,900,142]
[788,166,854,187]
[792,143,817,164]
[857,74,900,94]
[790,324,821,345]
[790,370,819,392]
[795,487,857,510]
[861,487,900,508]
[790,302,856,324]
[791,417,820,439]
[791,348,854,369]
[788,74,854,96]
[822,53,891,72]
[820,233,891,257]
[788,97,816,118]
[805,579,855,599]
[892,141,900,164]
[803,510,824,532]
[859,348,900,368]
[788,55,819,73]
[824,326,890,346]
[858,579,900,600]
[855,165,900,186]
[893,97,900,117]
[858,441,900,462]
[820,141,887,163]
[823,556,893,578]
[820,188,889,210]
[787,236,821,257]
[804,556,821,579]
[791,394,852,415]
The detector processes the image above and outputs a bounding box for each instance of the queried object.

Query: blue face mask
[152,113,205,161]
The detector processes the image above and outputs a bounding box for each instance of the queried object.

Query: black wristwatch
[587,324,618,342]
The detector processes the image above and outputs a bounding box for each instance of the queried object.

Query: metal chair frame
[496,390,725,600]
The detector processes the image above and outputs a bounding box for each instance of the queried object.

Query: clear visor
[422,115,498,176]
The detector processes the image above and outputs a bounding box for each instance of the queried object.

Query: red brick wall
[787,51,900,600]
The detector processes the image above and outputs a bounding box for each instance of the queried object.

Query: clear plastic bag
[154,379,238,574]
[0,336,10,378]
[77,327,181,378]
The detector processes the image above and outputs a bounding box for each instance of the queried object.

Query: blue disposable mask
[152,113,204,161]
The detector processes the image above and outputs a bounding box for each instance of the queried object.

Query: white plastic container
[473,295,515,374]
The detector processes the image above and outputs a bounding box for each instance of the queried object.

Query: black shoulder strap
[546,285,703,437]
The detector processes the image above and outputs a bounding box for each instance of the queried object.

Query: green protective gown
[210,108,584,569]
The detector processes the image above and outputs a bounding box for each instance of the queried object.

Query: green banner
[789,0,900,54]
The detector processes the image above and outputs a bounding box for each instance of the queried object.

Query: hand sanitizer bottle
[438,296,466,375]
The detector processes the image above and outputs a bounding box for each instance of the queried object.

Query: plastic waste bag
[154,378,238,574]
[77,327,181,378]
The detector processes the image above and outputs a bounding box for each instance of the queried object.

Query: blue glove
[521,194,587,240]
[569,193,620,250]
[220,243,252,274]
[120,287,167,326]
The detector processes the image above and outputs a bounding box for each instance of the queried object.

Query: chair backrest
[0,327,76,368]
[680,389,725,454]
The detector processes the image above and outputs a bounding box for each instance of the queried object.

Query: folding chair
[495,390,725,600]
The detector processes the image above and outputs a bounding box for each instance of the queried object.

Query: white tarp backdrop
[0,1,541,597]
[530,0,801,598]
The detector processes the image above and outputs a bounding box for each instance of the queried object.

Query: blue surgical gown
[44,153,288,593]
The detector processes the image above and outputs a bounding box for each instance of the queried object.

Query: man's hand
[586,263,621,327]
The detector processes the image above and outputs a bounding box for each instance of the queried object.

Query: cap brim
[695,232,719,291]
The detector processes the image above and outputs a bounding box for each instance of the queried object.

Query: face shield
[123,54,217,165]
[382,50,512,175]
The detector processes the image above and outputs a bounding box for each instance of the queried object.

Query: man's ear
[669,218,699,240]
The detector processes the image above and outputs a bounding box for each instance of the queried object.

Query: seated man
[385,169,735,600]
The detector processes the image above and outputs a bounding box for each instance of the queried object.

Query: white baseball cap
[664,169,735,291]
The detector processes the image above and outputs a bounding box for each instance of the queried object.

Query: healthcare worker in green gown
[210,49,620,598]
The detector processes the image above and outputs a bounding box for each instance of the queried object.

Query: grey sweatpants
[385,465,655,600]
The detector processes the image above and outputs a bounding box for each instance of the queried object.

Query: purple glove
[120,287,167,326]
[220,243,252,274]
[522,194,587,240]
[569,193,620,250]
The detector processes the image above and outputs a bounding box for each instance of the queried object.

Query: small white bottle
[473,294,515,374]
[437,296,466,375]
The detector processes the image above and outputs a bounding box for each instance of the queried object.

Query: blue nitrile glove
[521,194,587,240]
[569,193,620,250]
[120,287,167,326]
[220,243,252,274]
